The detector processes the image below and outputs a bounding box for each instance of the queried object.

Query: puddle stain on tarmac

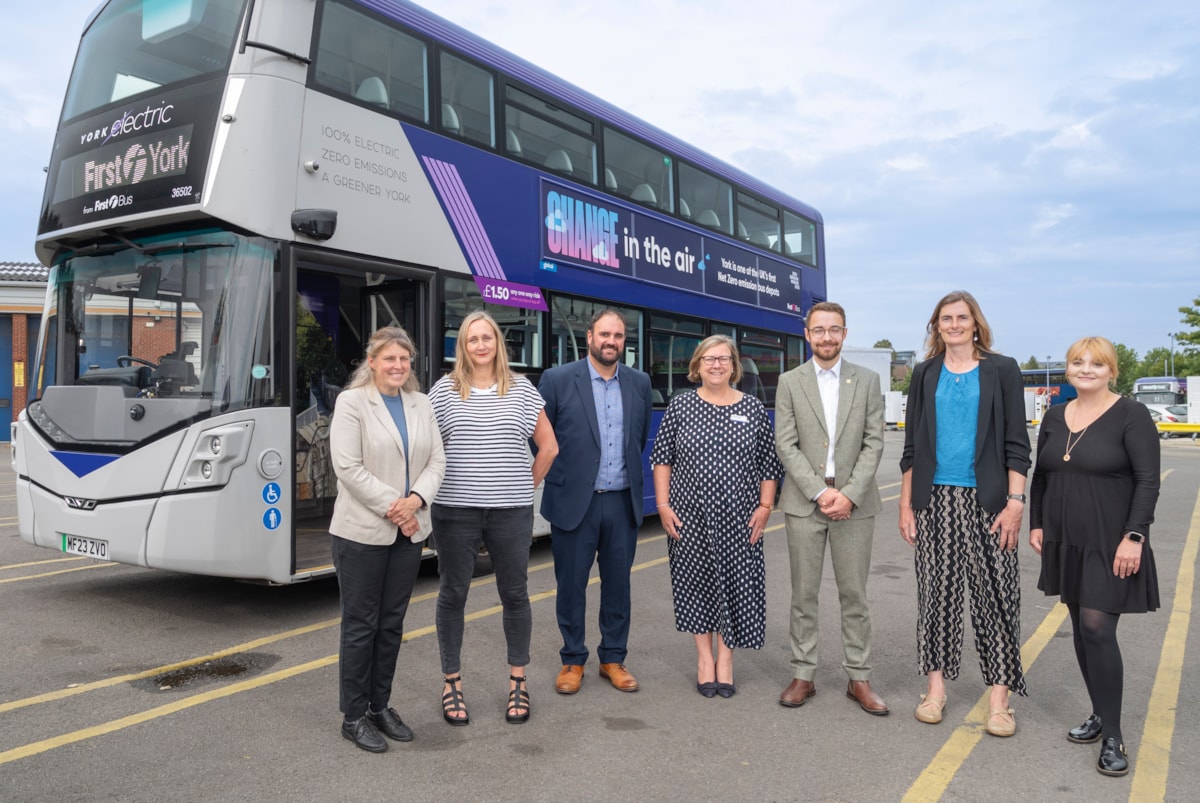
[133,653,282,692]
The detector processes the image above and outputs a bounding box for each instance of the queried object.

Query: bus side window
[355,76,389,109]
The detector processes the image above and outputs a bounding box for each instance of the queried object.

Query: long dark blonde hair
[923,290,995,360]
[346,326,420,393]
[450,311,514,399]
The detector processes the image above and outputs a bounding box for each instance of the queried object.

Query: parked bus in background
[1132,377,1186,406]
[13,0,825,583]
[1021,368,1078,406]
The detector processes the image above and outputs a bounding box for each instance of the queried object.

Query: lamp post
[1169,333,1176,376]
[1046,355,1051,401]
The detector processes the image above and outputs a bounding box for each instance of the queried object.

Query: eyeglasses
[699,355,733,366]
[807,327,845,338]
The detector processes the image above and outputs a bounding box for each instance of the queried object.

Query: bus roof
[360,0,823,224]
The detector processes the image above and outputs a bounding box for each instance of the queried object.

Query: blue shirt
[933,366,979,487]
[382,391,411,494]
[588,360,628,491]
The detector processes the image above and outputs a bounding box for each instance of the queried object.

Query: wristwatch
[1125,531,1146,544]
[1006,493,1026,503]
[757,502,774,511]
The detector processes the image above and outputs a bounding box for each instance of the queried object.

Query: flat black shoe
[367,706,413,742]
[1097,737,1129,777]
[715,682,736,699]
[697,681,717,698]
[506,674,531,724]
[342,716,388,753]
[1068,714,1102,744]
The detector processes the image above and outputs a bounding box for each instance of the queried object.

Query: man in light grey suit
[774,302,888,715]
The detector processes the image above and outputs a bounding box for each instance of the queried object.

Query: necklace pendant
[1063,454,1071,462]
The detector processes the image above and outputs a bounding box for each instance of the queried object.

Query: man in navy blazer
[538,309,652,695]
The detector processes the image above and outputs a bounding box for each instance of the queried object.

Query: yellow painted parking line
[0,530,675,719]
[1130,485,1199,801]
[0,655,341,765]
[902,602,1069,802]
[0,556,85,571]
[0,562,116,584]
[0,541,677,766]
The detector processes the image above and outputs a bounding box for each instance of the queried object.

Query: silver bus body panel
[16,407,300,584]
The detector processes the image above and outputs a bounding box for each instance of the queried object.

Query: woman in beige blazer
[329,326,445,753]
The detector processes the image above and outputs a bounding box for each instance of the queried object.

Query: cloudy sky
[1,0,1196,363]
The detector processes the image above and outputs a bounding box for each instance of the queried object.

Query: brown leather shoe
[779,678,816,707]
[846,680,889,716]
[598,663,639,692]
[555,665,584,695]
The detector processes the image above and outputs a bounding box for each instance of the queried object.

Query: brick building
[0,262,50,440]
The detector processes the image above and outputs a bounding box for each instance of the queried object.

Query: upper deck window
[61,0,245,121]
[736,192,781,253]
[314,1,428,122]
[505,86,596,186]
[440,53,494,148]
[602,129,674,213]
[783,210,818,267]
[678,162,732,236]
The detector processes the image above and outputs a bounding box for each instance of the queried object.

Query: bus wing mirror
[292,209,337,241]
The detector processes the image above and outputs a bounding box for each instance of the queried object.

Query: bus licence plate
[62,534,109,561]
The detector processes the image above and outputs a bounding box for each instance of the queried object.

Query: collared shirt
[817,359,841,482]
[588,359,628,491]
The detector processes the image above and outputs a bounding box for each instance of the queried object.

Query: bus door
[291,258,430,575]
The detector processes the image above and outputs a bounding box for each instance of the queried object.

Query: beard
[589,341,620,367]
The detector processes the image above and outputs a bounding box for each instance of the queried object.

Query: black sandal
[505,674,530,724]
[442,675,469,726]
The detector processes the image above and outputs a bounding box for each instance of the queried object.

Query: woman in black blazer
[898,291,1031,737]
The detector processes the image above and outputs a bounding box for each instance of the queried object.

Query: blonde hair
[346,326,420,393]
[923,290,995,360]
[1065,336,1119,383]
[450,311,513,399]
[687,335,743,384]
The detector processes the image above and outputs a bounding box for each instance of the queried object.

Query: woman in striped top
[428,311,559,725]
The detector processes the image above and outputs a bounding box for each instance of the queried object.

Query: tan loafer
[986,708,1016,737]
[915,694,947,724]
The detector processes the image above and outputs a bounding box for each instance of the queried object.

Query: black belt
[824,477,836,487]
[594,488,628,494]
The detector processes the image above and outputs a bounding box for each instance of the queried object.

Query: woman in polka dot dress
[651,335,783,698]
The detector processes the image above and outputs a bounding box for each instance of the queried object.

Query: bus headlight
[178,422,254,489]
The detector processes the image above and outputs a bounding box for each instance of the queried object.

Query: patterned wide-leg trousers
[914,485,1027,695]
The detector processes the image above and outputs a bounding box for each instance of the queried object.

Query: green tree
[1113,343,1139,396]
[1021,356,1040,370]
[1176,295,1200,354]
[1139,346,1173,379]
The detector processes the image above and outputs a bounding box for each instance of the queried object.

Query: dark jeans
[432,504,534,675]
[331,533,422,719]
[551,490,638,665]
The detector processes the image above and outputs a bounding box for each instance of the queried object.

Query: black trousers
[331,534,422,719]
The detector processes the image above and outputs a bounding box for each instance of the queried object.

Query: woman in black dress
[651,335,782,698]
[1030,336,1160,777]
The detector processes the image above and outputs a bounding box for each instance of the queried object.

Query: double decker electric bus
[14,0,825,583]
